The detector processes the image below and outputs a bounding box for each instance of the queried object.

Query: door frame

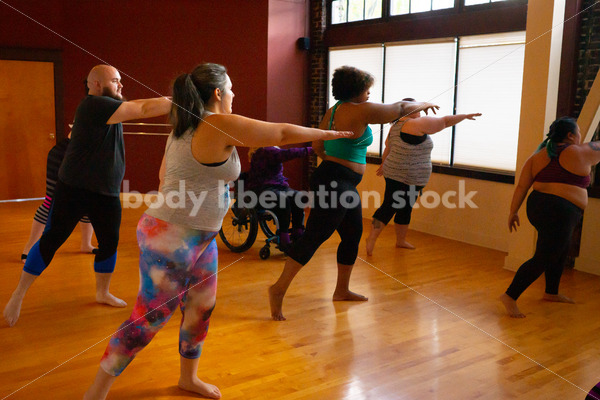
[0,48,65,142]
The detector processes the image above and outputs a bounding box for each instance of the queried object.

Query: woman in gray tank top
[84,63,352,400]
[365,99,480,255]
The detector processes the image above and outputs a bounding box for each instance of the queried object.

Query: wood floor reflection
[1,200,599,399]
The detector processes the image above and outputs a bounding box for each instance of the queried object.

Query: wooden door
[0,60,56,200]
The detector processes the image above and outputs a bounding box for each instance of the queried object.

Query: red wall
[267,0,311,190]
[1,0,310,192]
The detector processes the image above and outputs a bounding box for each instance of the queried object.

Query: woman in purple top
[246,146,313,246]
[501,117,600,318]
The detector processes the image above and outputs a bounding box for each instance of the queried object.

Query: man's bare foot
[333,290,368,302]
[499,293,525,318]
[543,293,575,304]
[366,236,376,256]
[396,241,415,249]
[178,377,221,399]
[96,292,127,308]
[81,245,96,253]
[3,294,24,327]
[269,285,286,321]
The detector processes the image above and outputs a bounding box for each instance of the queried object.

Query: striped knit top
[382,120,434,187]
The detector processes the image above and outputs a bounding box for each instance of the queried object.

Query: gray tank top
[146,117,241,231]
[382,120,434,187]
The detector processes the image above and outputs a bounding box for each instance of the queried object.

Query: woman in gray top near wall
[366,98,480,255]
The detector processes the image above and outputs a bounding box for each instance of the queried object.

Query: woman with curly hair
[269,66,438,320]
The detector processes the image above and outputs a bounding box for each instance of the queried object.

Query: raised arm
[508,155,535,232]
[214,114,352,147]
[401,113,482,136]
[107,97,172,124]
[360,101,439,125]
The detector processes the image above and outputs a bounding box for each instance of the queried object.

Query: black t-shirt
[59,95,124,196]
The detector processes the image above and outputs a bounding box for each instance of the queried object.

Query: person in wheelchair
[246,146,313,249]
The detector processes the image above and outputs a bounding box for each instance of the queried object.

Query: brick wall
[308,0,327,173]
[575,1,600,118]
[575,1,600,188]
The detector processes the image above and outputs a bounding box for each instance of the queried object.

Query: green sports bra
[323,101,373,164]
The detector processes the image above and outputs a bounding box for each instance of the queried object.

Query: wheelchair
[218,173,284,260]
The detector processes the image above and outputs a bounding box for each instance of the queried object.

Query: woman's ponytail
[538,116,578,158]
[170,73,204,138]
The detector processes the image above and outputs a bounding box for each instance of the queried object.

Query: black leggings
[23,180,122,275]
[258,185,305,233]
[505,191,582,300]
[372,178,423,225]
[286,161,363,266]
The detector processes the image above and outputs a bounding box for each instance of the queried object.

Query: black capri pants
[372,178,423,225]
[505,190,583,300]
[286,161,363,266]
[24,180,122,275]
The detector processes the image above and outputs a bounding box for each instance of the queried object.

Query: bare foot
[3,294,24,327]
[96,292,127,308]
[178,377,221,399]
[395,241,415,249]
[81,245,96,253]
[366,236,376,256]
[543,293,575,304]
[499,293,525,318]
[269,285,286,321]
[333,290,368,302]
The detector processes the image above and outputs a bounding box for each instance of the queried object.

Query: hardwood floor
[1,200,599,399]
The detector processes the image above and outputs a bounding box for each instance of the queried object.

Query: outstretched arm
[107,97,172,124]
[401,113,482,136]
[508,155,534,232]
[213,114,352,147]
[360,101,439,125]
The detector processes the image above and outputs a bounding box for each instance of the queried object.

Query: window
[327,31,526,172]
[391,0,454,16]
[465,0,511,5]
[331,0,518,24]
[328,45,384,153]
[453,32,526,171]
[331,0,383,24]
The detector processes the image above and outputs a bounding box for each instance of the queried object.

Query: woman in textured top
[246,146,314,247]
[84,63,351,400]
[500,117,600,318]
[365,99,480,255]
[269,66,439,321]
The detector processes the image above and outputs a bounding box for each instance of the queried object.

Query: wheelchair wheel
[259,245,270,260]
[257,210,278,239]
[219,203,258,253]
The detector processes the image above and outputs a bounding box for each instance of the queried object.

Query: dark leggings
[505,191,582,300]
[258,185,305,233]
[23,180,122,276]
[372,178,423,225]
[286,161,363,266]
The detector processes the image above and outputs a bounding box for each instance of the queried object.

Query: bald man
[3,65,172,327]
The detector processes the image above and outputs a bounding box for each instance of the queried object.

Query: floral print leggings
[100,213,219,376]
